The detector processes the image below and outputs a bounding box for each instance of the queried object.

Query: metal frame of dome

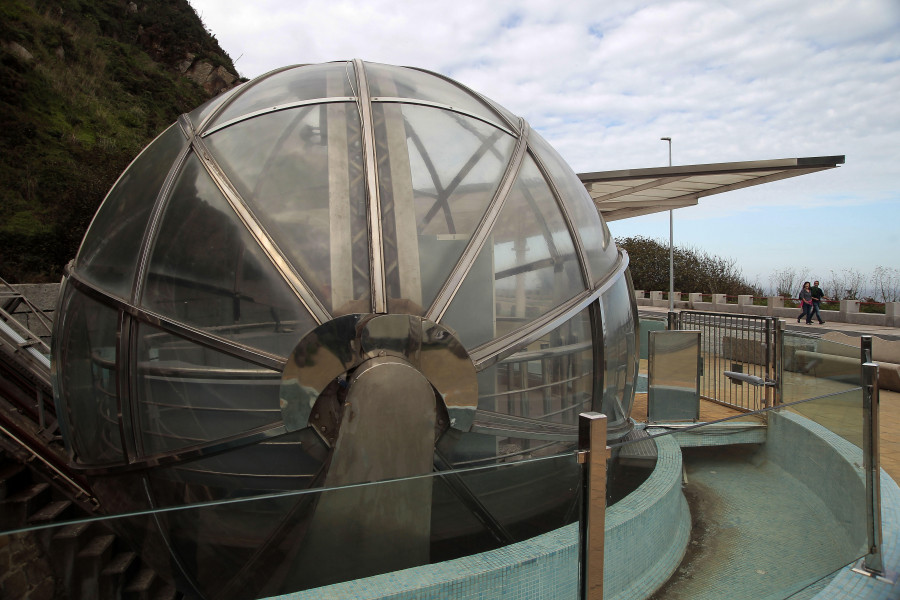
[54,59,637,472]
[50,58,641,597]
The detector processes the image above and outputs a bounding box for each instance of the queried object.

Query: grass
[0,0,239,282]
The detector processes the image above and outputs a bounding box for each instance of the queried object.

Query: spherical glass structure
[52,60,638,596]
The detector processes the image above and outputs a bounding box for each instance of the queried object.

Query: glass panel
[610,390,867,600]
[442,154,585,347]
[76,125,186,300]
[206,104,370,316]
[135,322,283,455]
[56,287,124,465]
[0,452,579,598]
[527,130,618,287]
[647,330,701,421]
[210,62,354,127]
[784,331,863,402]
[370,103,516,314]
[366,61,509,129]
[458,306,592,436]
[187,83,243,131]
[600,275,638,435]
[141,154,315,356]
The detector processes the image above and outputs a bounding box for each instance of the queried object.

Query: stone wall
[0,532,58,600]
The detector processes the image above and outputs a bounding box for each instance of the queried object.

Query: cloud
[189,0,900,280]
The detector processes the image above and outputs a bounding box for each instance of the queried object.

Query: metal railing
[0,276,53,355]
[675,311,778,411]
[578,330,888,598]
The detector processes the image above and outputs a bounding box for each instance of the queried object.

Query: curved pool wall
[603,435,689,599]
[272,410,900,600]
[769,410,900,600]
[274,435,688,600]
[764,411,867,548]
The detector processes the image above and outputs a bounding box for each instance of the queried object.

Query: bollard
[862,361,883,575]
[578,412,608,600]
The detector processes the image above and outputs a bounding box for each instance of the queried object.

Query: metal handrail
[0,276,54,346]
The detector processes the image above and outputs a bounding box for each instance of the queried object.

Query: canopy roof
[578,155,845,222]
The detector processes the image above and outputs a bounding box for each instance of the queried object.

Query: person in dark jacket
[797,282,814,324]
[809,280,827,324]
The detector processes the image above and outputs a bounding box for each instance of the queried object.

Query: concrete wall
[634,289,900,327]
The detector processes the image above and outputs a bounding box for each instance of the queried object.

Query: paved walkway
[637,305,900,483]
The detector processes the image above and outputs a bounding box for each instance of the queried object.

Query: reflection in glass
[600,275,638,435]
[442,155,585,347]
[207,104,370,315]
[209,62,354,128]
[0,454,579,598]
[187,83,242,130]
[56,288,123,465]
[141,154,315,356]
[784,333,863,400]
[477,306,592,426]
[648,330,701,421]
[370,103,516,314]
[135,323,283,455]
[527,130,617,286]
[77,125,186,299]
[366,62,508,129]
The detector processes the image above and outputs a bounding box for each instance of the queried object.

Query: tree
[826,268,865,300]
[872,266,900,302]
[615,236,761,296]
[768,267,805,298]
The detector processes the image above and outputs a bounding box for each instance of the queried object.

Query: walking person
[809,280,827,324]
[797,281,814,324]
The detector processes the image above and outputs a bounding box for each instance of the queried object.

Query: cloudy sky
[188,0,899,293]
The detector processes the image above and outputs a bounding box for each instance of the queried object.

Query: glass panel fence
[0,451,580,599]
[607,388,868,600]
[782,330,862,403]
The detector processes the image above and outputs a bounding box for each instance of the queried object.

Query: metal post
[669,209,674,312]
[667,310,677,332]
[774,319,785,406]
[861,335,873,365]
[578,412,607,600]
[660,137,673,312]
[861,361,884,575]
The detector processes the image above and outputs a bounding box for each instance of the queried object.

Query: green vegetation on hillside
[0,0,239,282]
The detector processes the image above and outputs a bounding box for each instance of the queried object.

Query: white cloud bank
[189,0,900,282]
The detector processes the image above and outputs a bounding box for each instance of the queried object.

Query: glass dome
[52,60,638,596]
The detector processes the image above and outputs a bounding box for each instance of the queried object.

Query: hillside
[0,0,241,282]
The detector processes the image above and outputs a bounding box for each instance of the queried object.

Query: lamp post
[661,137,673,312]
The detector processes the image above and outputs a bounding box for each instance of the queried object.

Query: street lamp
[661,137,673,312]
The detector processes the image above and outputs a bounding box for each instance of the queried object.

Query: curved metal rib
[193,63,305,135]
[68,421,292,475]
[201,97,356,137]
[66,273,288,372]
[470,249,630,371]
[426,119,530,323]
[371,97,516,137]
[528,142,593,288]
[190,133,332,325]
[353,58,388,314]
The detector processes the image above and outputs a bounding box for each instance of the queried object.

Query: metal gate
[676,311,779,411]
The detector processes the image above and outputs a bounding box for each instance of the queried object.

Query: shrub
[616,236,762,296]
